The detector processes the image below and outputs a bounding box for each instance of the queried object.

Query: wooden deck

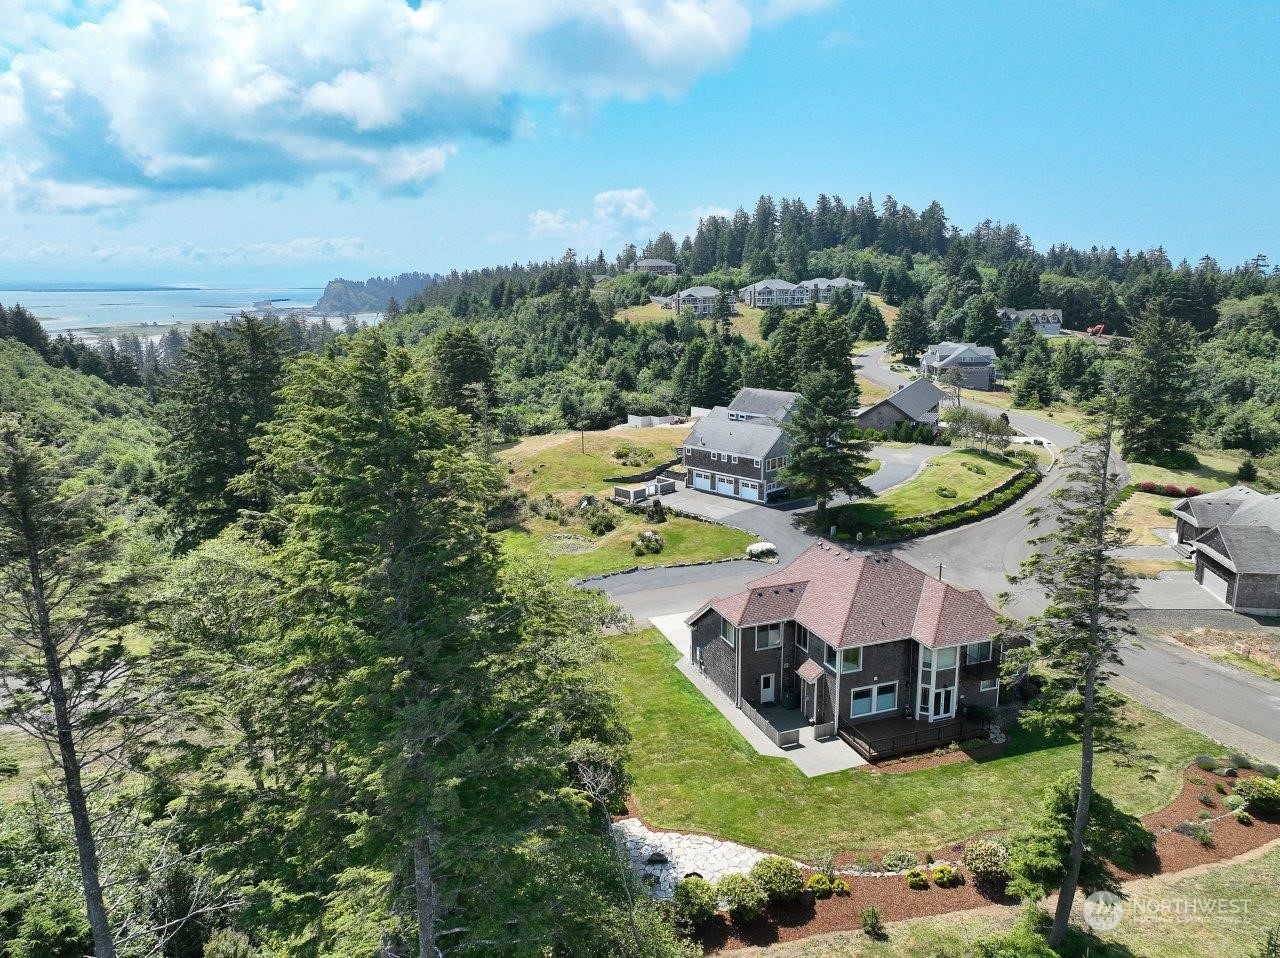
[838,714,987,761]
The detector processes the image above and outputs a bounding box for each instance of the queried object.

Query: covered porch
[837,713,988,761]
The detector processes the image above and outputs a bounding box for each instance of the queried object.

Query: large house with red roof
[685,543,1005,757]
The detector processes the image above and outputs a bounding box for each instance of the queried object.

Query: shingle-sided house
[686,544,1004,758]
[852,377,945,431]
[998,308,1063,335]
[798,277,869,304]
[920,342,998,391]
[738,279,806,309]
[681,388,799,501]
[629,257,678,275]
[1172,487,1280,612]
[670,285,724,316]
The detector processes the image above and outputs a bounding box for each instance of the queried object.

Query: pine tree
[962,293,1006,351]
[694,338,735,407]
[1117,300,1198,462]
[430,325,494,418]
[886,297,931,363]
[779,369,871,526]
[1001,401,1137,949]
[851,297,887,341]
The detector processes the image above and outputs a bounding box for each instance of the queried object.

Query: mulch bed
[860,741,1005,775]
[692,763,1280,953]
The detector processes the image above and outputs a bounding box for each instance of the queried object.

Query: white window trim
[795,626,809,653]
[731,455,739,464]
[710,451,719,461]
[839,647,862,674]
[850,680,899,718]
[966,640,993,663]
[754,622,782,651]
[823,643,838,673]
[720,619,736,648]
[980,678,999,692]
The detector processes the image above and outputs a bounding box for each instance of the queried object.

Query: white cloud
[0,0,812,212]
[528,187,659,245]
[527,209,589,240]
[0,234,387,265]
[594,187,657,224]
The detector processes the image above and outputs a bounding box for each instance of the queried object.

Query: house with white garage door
[681,388,799,501]
[1173,486,1280,614]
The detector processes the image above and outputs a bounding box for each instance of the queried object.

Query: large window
[755,623,782,650]
[965,641,993,664]
[823,643,838,672]
[980,678,999,693]
[720,618,735,648]
[850,682,898,717]
[795,625,809,653]
[840,647,862,673]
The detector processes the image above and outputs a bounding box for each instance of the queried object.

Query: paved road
[601,351,1280,758]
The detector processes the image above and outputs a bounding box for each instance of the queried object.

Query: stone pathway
[612,817,774,898]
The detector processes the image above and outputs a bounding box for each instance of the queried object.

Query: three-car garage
[690,471,761,501]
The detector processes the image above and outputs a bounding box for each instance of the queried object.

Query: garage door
[716,475,736,495]
[1200,566,1230,603]
[738,480,761,501]
[693,471,711,491]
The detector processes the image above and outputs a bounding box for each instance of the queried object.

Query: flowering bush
[961,839,1010,882]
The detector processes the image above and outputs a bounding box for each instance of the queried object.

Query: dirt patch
[1165,628,1280,680]
[857,742,1004,775]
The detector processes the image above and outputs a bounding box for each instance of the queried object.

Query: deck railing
[740,699,800,748]
[839,716,987,761]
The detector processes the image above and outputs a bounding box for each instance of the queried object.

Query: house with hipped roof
[1172,486,1280,613]
[685,543,1006,758]
[920,342,997,391]
[851,376,945,431]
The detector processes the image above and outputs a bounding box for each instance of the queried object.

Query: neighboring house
[852,377,945,431]
[999,307,1063,335]
[798,277,869,304]
[681,387,800,501]
[738,279,806,308]
[670,285,726,316]
[920,342,998,391]
[1171,487,1280,613]
[686,543,1004,758]
[629,258,679,275]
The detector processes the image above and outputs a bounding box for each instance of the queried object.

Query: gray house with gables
[681,388,799,502]
[1172,486,1280,613]
[685,543,1004,759]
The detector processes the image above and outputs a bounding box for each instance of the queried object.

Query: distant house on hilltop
[670,286,726,317]
[998,308,1062,335]
[852,377,945,431]
[920,342,997,391]
[738,279,805,308]
[629,258,678,276]
[681,387,800,501]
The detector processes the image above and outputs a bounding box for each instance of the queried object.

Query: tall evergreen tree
[886,297,931,363]
[1000,401,1137,949]
[1116,301,1198,461]
[962,293,1006,351]
[779,369,871,526]
[430,325,495,418]
[850,296,888,341]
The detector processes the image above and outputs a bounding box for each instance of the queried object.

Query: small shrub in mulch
[1174,820,1215,848]
[930,864,962,888]
[805,873,833,898]
[669,876,718,931]
[961,839,1010,884]
[880,850,918,871]
[903,867,930,890]
[716,873,767,924]
[1194,754,1218,771]
[831,878,850,896]
[750,857,804,902]
[860,905,884,938]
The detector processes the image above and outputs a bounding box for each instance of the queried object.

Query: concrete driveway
[1132,572,1228,610]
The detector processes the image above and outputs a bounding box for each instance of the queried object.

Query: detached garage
[1192,524,1280,615]
[1198,564,1230,603]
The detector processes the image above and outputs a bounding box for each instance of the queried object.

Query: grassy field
[1116,491,1177,545]
[500,514,753,579]
[499,426,691,497]
[956,385,1092,433]
[613,301,766,342]
[0,731,48,803]
[1128,448,1275,493]
[744,846,1280,957]
[867,294,898,324]
[856,374,892,406]
[611,629,1216,860]
[497,425,754,578]
[833,450,1020,530]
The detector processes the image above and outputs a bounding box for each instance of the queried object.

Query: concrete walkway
[649,613,865,777]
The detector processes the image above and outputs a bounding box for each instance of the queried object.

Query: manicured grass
[834,450,1020,530]
[499,514,754,580]
[611,629,1217,860]
[1119,558,1194,578]
[1128,448,1274,494]
[956,385,1092,433]
[1220,651,1280,683]
[1116,491,1177,546]
[614,301,766,342]
[746,847,1280,956]
[499,426,691,498]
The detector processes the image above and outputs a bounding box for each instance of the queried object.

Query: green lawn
[499,426,691,498]
[1128,448,1275,493]
[499,514,753,579]
[612,629,1217,861]
[746,846,1280,956]
[833,450,1020,530]
[614,301,766,342]
[0,731,48,803]
[1115,491,1176,546]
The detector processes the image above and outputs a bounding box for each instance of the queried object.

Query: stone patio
[612,817,774,898]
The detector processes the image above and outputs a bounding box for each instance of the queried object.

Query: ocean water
[0,283,325,332]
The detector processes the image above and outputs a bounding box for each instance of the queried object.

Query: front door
[931,687,954,721]
[800,680,812,719]
[760,673,775,705]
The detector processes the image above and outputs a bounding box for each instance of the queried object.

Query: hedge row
[834,469,1042,545]
[1135,479,1203,499]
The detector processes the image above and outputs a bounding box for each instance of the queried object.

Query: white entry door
[693,471,712,491]
[931,687,955,721]
[800,680,812,719]
[1201,566,1230,603]
[760,673,775,705]
[716,475,736,495]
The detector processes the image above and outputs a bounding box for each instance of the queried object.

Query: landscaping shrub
[670,877,718,930]
[935,485,958,499]
[1184,485,1203,496]
[583,503,617,536]
[1221,766,1239,778]
[880,850,919,871]
[1199,792,1216,807]
[1175,821,1214,848]
[1215,782,1228,795]
[1256,763,1280,779]
[631,530,664,556]
[805,873,832,898]
[1235,777,1280,814]
[831,877,850,896]
[1158,506,1174,517]
[1229,753,1254,770]
[860,905,884,938]
[612,443,655,467]
[715,873,768,923]
[931,864,961,888]
[1194,754,1218,771]
[903,867,930,890]
[644,497,667,523]
[962,839,1011,882]
[749,857,804,902]
[1138,480,1158,493]
[1197,810,1213,820]
[1163,482,1183,496]
[1238,459,1258,482]
[963,462,987,475]
[1236,810,1254,825]
[1224,794,1245,811]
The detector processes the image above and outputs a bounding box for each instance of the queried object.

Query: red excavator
[1086,324,1106,336]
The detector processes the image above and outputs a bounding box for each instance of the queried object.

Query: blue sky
[1,0,1276,285]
